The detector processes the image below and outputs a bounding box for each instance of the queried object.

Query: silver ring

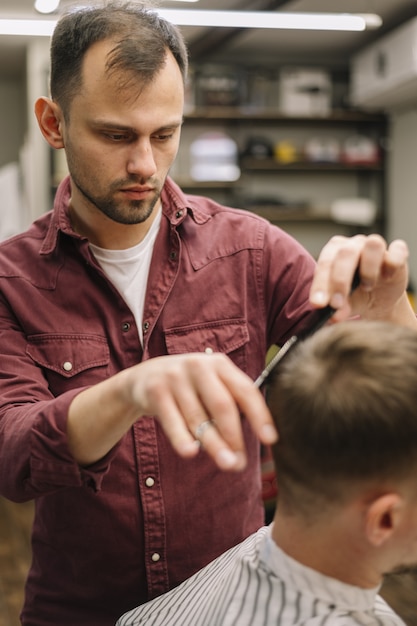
[194,420,215,442]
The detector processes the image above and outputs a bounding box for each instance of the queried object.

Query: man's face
[59,40,184,229]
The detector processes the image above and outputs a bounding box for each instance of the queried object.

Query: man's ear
[365,493,403,547]
[34,97,65,149]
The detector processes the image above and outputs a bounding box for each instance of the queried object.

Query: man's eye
[153,132,174,141]
[104,132,129,141]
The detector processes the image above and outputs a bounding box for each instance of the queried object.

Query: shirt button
[143,321,150,334]
[204,347,214,355]
[151,553,160,562]
[145,477,155,487]
[122,322,131,332]
[169,251,177,260]
[62,361,73,372]
[175,210,184,219]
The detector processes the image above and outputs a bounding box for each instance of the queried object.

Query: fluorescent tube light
[0,11,382,37]
[0,19,56,36]
[156,10,382,31]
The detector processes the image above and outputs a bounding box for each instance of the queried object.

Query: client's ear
[365,493,403,547]
[34,97,65,149]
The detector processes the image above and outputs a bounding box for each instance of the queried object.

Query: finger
[193,418,247,471]
[383,239,410,280]
[310,234,366,310]
[142,354,248,471]
[132,353,277,472]
[386,239,409,264]
[176,354,277,471]
[353,234,387,291]
[209,355,278,446]
[130,363,202,459]
[182,352,277,448]
[194,419,216,443]
[140,387,202,459]
[349,237,408,294]
[180,357,249,469]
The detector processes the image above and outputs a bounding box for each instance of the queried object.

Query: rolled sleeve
[30,390,119,494]
[0,389,119,501]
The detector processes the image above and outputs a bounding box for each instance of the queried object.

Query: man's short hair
[50,0,188,117]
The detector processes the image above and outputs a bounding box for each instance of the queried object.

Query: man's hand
[68,352,277,471]
[127,352,277,471]
[310,234,417,328]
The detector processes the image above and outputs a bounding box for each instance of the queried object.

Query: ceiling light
[0,19,56,36]
[0,10,382,37]
[156,10,382,31]
[34,0,60,14]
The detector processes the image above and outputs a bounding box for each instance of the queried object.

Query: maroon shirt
[0,176,315,625]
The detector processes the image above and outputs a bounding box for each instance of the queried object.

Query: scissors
[254,269,361,388]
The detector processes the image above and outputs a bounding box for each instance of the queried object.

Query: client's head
[268,320,417,550]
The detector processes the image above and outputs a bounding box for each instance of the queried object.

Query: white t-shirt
[89,209,162,344]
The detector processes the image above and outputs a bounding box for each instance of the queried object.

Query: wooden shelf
[178,104,387,241]
[245,206,383,230]
[240,158,384,172]
[184,107,387,125]
[245,207,331,222]
[171,196,382,228]
[178,180,240,189]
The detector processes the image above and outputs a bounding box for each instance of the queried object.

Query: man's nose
[126,139,157,178]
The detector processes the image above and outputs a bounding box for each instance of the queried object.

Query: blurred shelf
[240,158,384,172]
[243,206,383,229]
[184,107,387,125]
[177,105,387,243]
[244,206,333,222]
[178,180,240,189]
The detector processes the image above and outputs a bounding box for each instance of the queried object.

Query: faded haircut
[50,0,188,118]
[268,320,417,518]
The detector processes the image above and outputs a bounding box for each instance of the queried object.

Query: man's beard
[71,175,160,225]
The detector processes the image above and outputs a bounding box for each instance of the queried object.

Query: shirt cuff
[30,388,120,493]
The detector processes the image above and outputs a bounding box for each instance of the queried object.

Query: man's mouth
[119,186,154,200]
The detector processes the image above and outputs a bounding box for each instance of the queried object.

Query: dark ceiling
[1,0,417,77]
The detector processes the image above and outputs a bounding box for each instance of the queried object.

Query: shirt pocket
[164,319,249,370]
[26,334,110,396]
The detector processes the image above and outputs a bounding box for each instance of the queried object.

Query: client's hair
[268,321,417,519]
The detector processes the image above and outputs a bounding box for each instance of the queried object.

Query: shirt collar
[41,175,211,256]
[41,176,77,255]
[161,176,212,226]
[260,526,380,612]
